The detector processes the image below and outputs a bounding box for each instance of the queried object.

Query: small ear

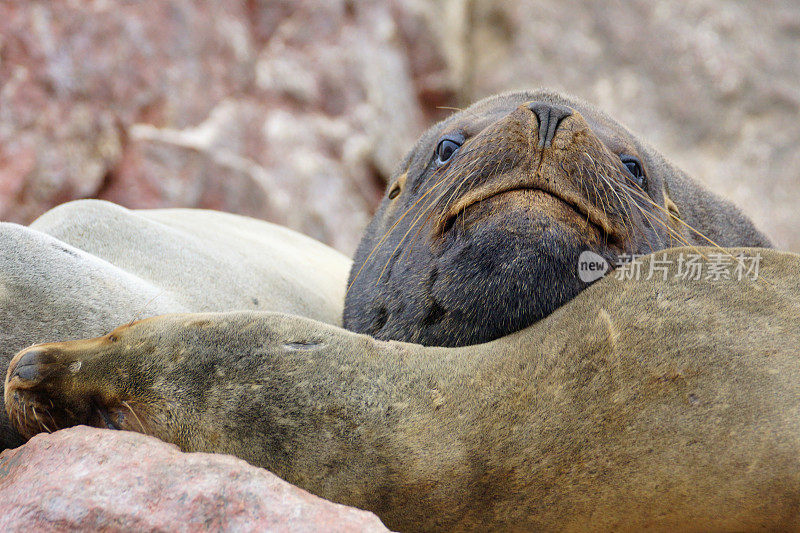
[663,189,687,242]
[664,192,680,219]
[387,171,408,201]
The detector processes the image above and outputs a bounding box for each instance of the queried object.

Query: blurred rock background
[1,0,797,254]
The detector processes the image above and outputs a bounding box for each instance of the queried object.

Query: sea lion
[5,248,800,532]
[0,199,351,450]
[344,89,772,346]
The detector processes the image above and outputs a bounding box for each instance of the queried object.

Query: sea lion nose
[526,102,573,148]
[7,346,57,383]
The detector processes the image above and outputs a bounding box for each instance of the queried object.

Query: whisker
[375,148,493,278]
[46,410,59,432]
[598,171,661,251]
[584,154,638,244]
[614,179,772,286]
[610,178,731,266]
[127,290,166,329]
[31,406,52,433]
[406,147,515,258]
[123,400,147,434]
[378,157,485,278]
[615,179,709,251]
[348,143,488,292]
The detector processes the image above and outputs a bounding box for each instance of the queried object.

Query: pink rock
[0,426,389,533]
[0,1,431,255]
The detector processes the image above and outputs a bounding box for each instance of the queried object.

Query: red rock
[0,426,389,533]
[0,1,430,255]
[0,1,797,253]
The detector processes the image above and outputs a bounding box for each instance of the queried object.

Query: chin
[417,216,594,346]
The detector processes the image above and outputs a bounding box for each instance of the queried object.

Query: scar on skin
[598,308,618,352]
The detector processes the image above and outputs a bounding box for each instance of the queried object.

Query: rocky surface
[460,0,800,252]
[0,426,389,532]
[1,0,797,254]
[0,0,432,253]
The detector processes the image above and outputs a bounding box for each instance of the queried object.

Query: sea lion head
[3,317,220,449]
[4,321,181,442]
[4,312,387,467]
[344,89,771,347]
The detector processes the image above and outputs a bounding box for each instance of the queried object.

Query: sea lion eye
[435,137,463,165]
[620,155,646,188]
[388,185,401,199]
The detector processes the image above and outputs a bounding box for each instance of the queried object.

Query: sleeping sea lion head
[344,89,772,347]
[3,315,260,453]
[3,319,180,444]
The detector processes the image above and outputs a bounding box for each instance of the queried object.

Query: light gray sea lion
[0,199,350,449]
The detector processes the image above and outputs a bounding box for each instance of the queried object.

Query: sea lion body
[1,90,789,530]
[0,200,350,449]
[6,249,800,531]
[344,90,771,346]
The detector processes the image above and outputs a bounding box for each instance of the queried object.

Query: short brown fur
[6,248,800,532]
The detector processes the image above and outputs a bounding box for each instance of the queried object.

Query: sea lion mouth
[93,400,120,431]
[5,386,64,437]
[437,185,621,246]
[7,382,137,436]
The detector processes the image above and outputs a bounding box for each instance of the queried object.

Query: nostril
[9,347,57,382]
[526,102,573,148]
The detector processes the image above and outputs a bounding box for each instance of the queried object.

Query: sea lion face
[3,319,198,447]
[4,326,169,440]
[344,90,679,347]
[4,314,362,463]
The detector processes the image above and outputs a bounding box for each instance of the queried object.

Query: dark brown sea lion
[343,89,772,346]
[5,248,800,532]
